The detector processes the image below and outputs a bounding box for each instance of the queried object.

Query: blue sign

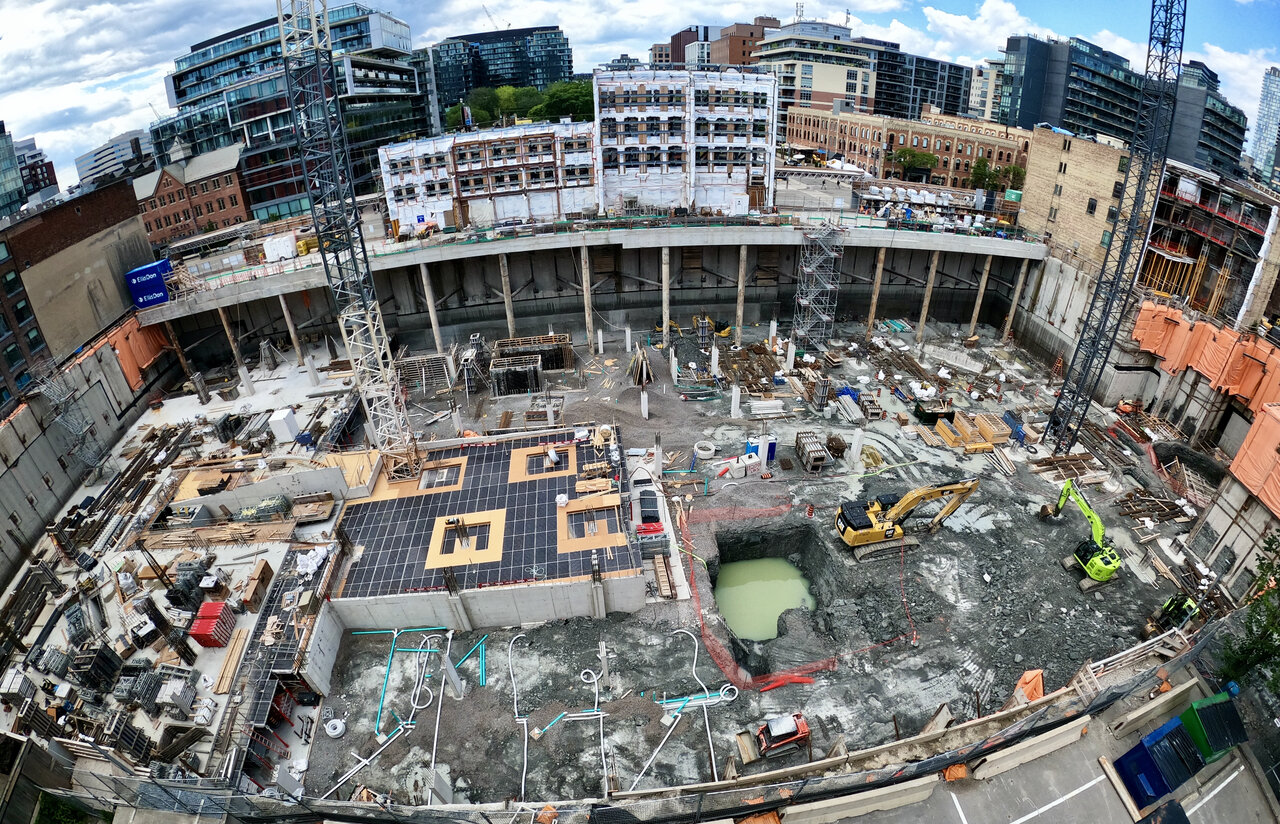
[417,215,425,223]
[125,259,172,309]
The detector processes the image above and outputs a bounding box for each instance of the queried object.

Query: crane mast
[1047,0,1186,452]
[276,0,418,477]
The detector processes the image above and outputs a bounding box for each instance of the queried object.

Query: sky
[1,0,1278,187]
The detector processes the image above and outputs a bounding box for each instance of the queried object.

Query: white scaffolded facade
[594,68,778,215]
[380,120,598,231]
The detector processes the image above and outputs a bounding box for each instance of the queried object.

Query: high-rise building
[74,130,154,185]
[708,17,780,66]
[0,125,22,219]
[151,3,423,222]
[1254,67,1280,187]
[409,47,444,137]
[998,36,1141,141]
[14,138,59,203]
[684,42,712,70]
[431,26,573,109]
[1167,61,1247,178]
[968,59,1004,122]
[753,22,970,139]
[670,26,712,67]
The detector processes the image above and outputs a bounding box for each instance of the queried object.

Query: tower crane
[276,0,419,478]
[1047,0,1186,452]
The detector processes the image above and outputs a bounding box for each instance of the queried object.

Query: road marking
[1187,765,1245,816]
[1007,775,1107,824]
[950,791,970,824]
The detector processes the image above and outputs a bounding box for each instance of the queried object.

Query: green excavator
[1038,478,1123,593]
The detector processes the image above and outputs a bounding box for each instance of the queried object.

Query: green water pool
[714,557,816,641]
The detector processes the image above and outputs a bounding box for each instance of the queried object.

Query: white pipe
[320,726,406,799]
[582,668,608,797]
[628,712,682,792]
[509,633,528,717]
[671,629,718,782]
[426,630,455,806]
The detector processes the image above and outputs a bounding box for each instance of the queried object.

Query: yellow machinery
[835,479,979,556]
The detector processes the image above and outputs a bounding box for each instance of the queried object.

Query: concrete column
[968,255,993,338]
[447,594,474,631]
[710,343,720,377]
[1002,259,1032,340]
[769,318,777,348]
[597,329,604,356]
[499,253,516,338]
[785,339,796,370]
[661,247,671,349]
[278,294,305,366]
[164,320,192,378]
[915,250,940,345]
[735,244,747,347]
[217,306,245,370]
[670,349,678,384]
[419,263,445,354]
[641,389,649,419]
[625,325,632,352]
[865,247,886,341]
[730,383,742,419]
[305,354,321,386]
[581,244,595,353]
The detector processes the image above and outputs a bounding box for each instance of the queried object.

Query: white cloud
[1085,30,1146,68]
[920,0,1054,63]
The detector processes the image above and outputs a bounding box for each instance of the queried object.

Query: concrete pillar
[866,247,886,341]
[499,253,516,338]
[641,389,649,420]
[419,263,445,354]
[237,365,256,396]
[278,294,305,366]
[164,320,192,378]
[452,406,464,436]
[769,318,778,348]
[915,250,940,345]
[968,255,993,338]
[785,339,796,370]
[217,306,245,370]
[710,344,720,377]
[625,325,632,353]
[730,384,742,419]
[1002,259,1032,340]
[305,354,321,386]
[670,348,678,384]
[851,428,865,473]
[581,244,595,352]
[448,594,474,631]
[735,244,747,347]
[597,328,604,356]
[661,246,671,349]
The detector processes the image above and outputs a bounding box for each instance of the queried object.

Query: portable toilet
[1115,717,1206,808]
[1179,691,1248,764]
[747,434,778,462]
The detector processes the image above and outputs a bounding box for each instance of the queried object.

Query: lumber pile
[976,413,1012,444]
[986,448,1015,476]
[910,425,944,447]
[1030,453,1108,484]
[936,419,964,448]
[834,394,865,423]
[1116,490,1195,524]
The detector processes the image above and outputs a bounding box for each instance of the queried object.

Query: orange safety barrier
[105,315,169,391]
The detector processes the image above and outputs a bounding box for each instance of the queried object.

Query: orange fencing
[1228,402,1280,515]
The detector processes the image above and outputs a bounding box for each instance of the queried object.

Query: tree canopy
[444,81,594,130]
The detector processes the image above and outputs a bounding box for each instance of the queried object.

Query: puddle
[714,557,815,641]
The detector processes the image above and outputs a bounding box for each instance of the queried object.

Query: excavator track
[854,536,921,560]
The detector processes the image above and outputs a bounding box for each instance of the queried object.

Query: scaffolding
[792,222,842,347]
[28,358,109,476]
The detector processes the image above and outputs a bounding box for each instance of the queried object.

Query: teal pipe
[374,630,400,733]
[478,643,487,687]
[393,647,441,653]
[455,633,490,667]
[539,711,568,734]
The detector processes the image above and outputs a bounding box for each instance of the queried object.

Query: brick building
[786,104,1031,186]
[0,180,149,411]
[133,143,248,246]
[709,17,780,66]
[1019,128,1132,270]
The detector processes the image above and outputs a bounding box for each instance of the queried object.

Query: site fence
[39,588,1233,824]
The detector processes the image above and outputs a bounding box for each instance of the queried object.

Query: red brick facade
[137,161,250,246]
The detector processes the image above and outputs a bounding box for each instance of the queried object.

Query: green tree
[1221,533,1280,690]
[969,157,995,189]
[889,149,938,182]
[1004,164,1026,190]
[495,85,518,119]
[528,80,594,120]
[512,86,543,116]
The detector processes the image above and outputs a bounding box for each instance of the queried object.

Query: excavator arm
[1052,479,1107,549]
[883,478,980,529]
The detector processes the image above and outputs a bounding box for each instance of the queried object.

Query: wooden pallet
[213,629,250,695]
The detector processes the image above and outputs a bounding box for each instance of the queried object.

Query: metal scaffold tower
[793,222,843,347]
[29,359,108,475]
[1048,0,1186,453]
[277,0,418,478]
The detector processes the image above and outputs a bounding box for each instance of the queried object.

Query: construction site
[0,0,1276,822]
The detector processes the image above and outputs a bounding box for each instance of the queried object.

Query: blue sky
[0,0,1277,187]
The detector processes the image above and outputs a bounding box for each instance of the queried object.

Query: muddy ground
[306,320,1186,804]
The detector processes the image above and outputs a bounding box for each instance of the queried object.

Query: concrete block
[780,774,939,824]
[1108,679,1202,739]
[967,715,1091,780]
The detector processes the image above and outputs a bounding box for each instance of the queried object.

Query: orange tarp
[1229,403,1280,515]
[105,316,169,391]
[1131,302,1280,413]
[1015,669,1044,702]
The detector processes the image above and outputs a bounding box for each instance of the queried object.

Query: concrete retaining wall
[967,714,1091,780]
[780,774,939,823]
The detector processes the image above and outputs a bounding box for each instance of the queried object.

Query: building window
[224,174,232,186]
[1106,206,1118,222]
[1086,198,1097,216]
[201,182,209,193]
[188,186,198,197]
[163,214,171,227]
[1048,207,1058,222]
[1058,161,1068,174]
[1053,184,1062,196]
[229,194,238,207]
[206,201,213,213]
[177,190,185,201]
[1118,157,1130,173]
[216,198,226,211]
[145,220,151,232]
[1101,230,1113,246]
[0,387,10,406]
[1112,181,1123,199]
[1062,138,1072,151]
[212,178,221,190]
[2,270,19,295]
[3,343,22,369]
[0,243,9,264]
[25,329,43,351]
[12,300,32,324]
[14,372,28,390]
[182,209,190,221]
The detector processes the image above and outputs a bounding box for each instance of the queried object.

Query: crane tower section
[276,0,418,477]
[1047,0,1186,452]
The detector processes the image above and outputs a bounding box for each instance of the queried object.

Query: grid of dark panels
[338,437,640,598]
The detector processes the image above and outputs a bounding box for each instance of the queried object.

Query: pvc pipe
[478,643,487,687]
[509,633,528,718]
[672,628,718,783]
[427,630,455,806]
[393,647,441,653]
[540,711,569,734]
[374,630,400,733]
[321,724,405,799]
[456,633,490,667]
[629,712,682,791]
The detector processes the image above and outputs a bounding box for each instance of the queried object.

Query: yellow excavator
[1038,478,1123,593]
[835,478,980,560]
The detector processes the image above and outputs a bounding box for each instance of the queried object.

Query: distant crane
[482,4,511,30]
[1047,0,1186,452]
[275,0,419,478]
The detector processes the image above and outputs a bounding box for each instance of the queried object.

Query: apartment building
[649,43,673,67]
[1168,61,1247,178]
[14,138,58,204]
[594,69,777,213]
[0,125,20,219]
[968,59,1004,122]
[151,3,423,221]
[787,104,1030,185]
[380,121,596,230]
[432,26,574,107]
[133,143,249,246]
[709,17,780,66]
[74,130,155,185]
[1255,67,1280,187]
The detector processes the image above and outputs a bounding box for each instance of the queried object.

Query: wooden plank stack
[976,413,1012,444]
[936,418,964,448]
